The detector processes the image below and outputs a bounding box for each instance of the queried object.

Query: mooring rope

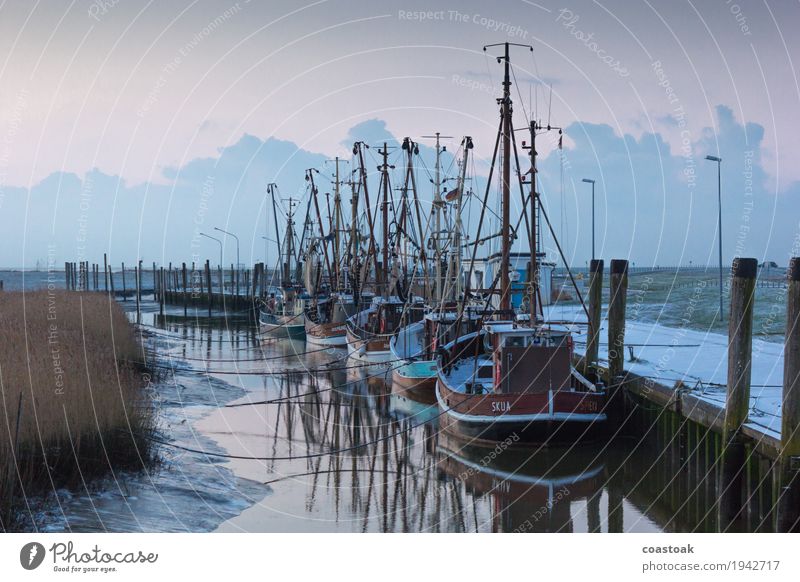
[139,392,479,462]
[135,324,264,343]
[223,360,408,407]
[137,352,404,376]
[143,344,337,363]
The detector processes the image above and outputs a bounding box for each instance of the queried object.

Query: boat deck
[444,355,494,394]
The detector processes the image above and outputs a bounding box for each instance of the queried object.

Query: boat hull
[346,327,394,364]
[391,360,437,404]
[259,312,306,340]
[436,377,606,445]
[305,319,347,347]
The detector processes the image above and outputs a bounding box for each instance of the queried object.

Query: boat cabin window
[477,364,493,379]
[505,336,527,348]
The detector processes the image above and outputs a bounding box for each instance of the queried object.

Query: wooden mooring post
[182,262,188,316]
[121,262,127,300]
[584,258,604,376]
[159,267,164,316]
[718,257,757,530]
[134,265,141,322]
[606,259,628,426]
[608,259,628,379]
[778,257,800,532]
[205,260,212,316]
[137,260,143,303]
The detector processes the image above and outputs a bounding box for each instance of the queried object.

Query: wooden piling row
[608,259,628,380]
[718,257,757,530]
[778,257,800,532]
[584,258,603,376]
[49,252,800,532]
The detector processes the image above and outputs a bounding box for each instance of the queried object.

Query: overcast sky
[0,0,797,268]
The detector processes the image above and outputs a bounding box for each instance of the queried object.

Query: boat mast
[378,142,392,299]
[528,122,538,321]
[422,132,452,304]
[450,136,473,303]
[354,142,379,297]
[267,183,283,287]
[284,197,296,287]
[432,133,443,303]
[333,157,343,292]
[402,137,429,301]
[499,43,513,313]
[296,191,314,284]
[348,159,360,299]
[307,169,333,295]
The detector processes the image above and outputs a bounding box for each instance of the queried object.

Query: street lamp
[582,178,596,262]
[200,232,224,296]
[200,232,223,268]
[705,155,723,321]
[214,226,240,296]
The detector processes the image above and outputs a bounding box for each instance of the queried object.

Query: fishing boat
[437,322,604,444]
[391,308,483,399]
[260,288,306,340]
[304,293,354,346]
[301,162,358,347]
[260,190,306,340]
[343,141,426,364]
[346,295,424,364]
[436,42,605,445]
[390,135,480,398]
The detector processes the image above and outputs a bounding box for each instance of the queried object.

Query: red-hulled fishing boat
[436,42,605,445]
[436,323,605,444]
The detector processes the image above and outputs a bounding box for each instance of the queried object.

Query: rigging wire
[137,392,481,462]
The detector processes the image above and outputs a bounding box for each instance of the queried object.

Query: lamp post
[582,178,596,262]
[705,155,723,321]
[214,226,240,296]
[200,232,223,268]
[200,232,223,296]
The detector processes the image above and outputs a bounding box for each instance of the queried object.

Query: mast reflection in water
[37,308,773,533]
[200,339,662,533]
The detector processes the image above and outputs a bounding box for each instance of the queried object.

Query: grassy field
[553,267,788,341]
[0,290,154,530]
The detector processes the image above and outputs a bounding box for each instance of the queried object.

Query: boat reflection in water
[187,320,779,534]
[390,381,440,426]
[71,307,774,534]
[437,434,606,532]
[211,360,624,533]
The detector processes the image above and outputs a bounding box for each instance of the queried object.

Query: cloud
[1,108,797,269]
[340,119,397,147]
[536,105,797,266]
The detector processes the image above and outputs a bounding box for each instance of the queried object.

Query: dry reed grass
[0,290,153,530]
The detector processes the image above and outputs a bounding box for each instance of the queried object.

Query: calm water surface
[19,279,779,532]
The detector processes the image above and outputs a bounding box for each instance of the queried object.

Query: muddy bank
[10,302,267,532]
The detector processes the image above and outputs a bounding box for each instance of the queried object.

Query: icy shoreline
[545,302,784,439]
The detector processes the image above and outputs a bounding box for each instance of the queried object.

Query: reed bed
[0,290,154,530]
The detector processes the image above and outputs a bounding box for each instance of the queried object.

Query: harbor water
[12,270,783,532]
